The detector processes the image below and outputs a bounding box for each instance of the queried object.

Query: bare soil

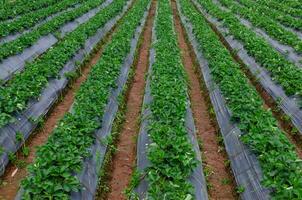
[171,0,237,199]
[105,1,155,200]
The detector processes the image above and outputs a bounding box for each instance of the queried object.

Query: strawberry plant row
[0,3,81,45]
[0,0,112,83]
[196,1,302,134]
[0,0,83,38]
[0,0,126,128]
[19,0,150,198]
[195,0,302,100]
[0,0,132,177]
[219,0,302,53]
[179,0,302,198]
[0,0,61,21]
[237,0,302,32]
[0,0,106,62]
[253,0,302,19]
[228,12,302,68]
[194,0,302,134]
[134,1,207,199]
[278,0,302,10]
[177,2,270,198]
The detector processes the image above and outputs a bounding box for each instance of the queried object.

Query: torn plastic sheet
[0,0,112,83]
[135,5,208,199]
[192,0,302,137]
[177,0,271,199]
[0,3,82,45]
[212,0,302,67]
[0,0,133,178]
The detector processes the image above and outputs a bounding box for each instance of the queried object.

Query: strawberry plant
[179,0,302,198]
[253,0,302,21]
[278,0,302,10]
[0,0,61,21]
[219,0,302,53]
[140,0,199,198]
[0,0,126,128]
[0,0,105,62]
[196,0,302,99]
[0,0,84,37]
[20,0,150,198]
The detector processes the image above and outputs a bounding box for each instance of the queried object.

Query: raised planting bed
[193,0,302,136]
[0,0,83,38]
[253,0,302,18]
[0,0,61,21]
[16,0,151,198]
[178,0,302,198]
[219,0,302,53]
[132,1,208,199]
[0,0,114,83]
[0,0,131,176]
[237,0,302,32]
[0,0,111,83]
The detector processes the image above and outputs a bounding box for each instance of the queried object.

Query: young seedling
[8,152,17,164]
[22,146,30,157]
[224,160,231,168]
[291,127,299,135]
[221,178,231,185]
[15,131,23,143]
[236,185,245,194]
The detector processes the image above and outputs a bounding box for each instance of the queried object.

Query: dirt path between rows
[105,1,155,200]
[0,15,125,200]
[171,0,237,199]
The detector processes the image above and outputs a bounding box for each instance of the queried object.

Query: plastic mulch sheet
[192,0,302,138]
[70,2,150,199]
[177,0,271,199]
[212,0,302,68]
[0,0,112,83]
[0,34,57,82]
[0,0,131,178]
[59,0,113,38]
[0,3,82,45]
[135,5,208,199]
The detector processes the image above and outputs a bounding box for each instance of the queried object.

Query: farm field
[0,0,301,199]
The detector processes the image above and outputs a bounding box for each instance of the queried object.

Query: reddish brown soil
[171,1,237,199]
[105,2,155,200]
[0,32,111,200]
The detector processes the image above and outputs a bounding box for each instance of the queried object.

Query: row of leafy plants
[219,0,302,53]
[137,0,198,198]
[195,0,302,100]
[0,0,127,128]
[0,0,83,37]
[0,0,106,62]
[254,0,302,19]
[180,0,302,198]
[278,0,302,10]
[20,0,149,198]
[0,0,61,21]
[238,0,302,33]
